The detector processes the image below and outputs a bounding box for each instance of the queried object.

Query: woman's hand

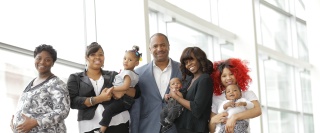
[98,87,113,102]
[225,115,237,133]
[16,114,38,133]
[210,112,228,124]
[169,89,182,100]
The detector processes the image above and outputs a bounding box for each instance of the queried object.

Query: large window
[148,11,214,61]
[259,4,292,56]
[165,0,212,22]
[296,22,308,61]
[166,22,214,61]
[263,59,296,110]
[94,0,148,71]
[0,1,86,64]
[267,110,298,133]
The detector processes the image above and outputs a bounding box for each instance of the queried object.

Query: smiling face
[123,52,139,70]
[149,35,170,63]
[184,53,201,75]
[225,84,242,100]
[221,67,237,88]
[86,48,104,70]
[34,51,54,75]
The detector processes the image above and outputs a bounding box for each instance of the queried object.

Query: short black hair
[34,44,57,62]
[86,42,104,57]
[149,33,170,45]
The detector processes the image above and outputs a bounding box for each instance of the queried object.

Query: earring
[219,84,224,94]
[85,63,88,71]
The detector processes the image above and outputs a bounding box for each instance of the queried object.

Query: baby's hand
[164,94,171,101]
[235,102,247,107]
[223,101,235,110]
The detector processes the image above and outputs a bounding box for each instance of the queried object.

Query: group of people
[10,33,261,133]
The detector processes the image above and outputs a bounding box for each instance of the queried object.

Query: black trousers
[85,121,129,133]
[99,95,134,126]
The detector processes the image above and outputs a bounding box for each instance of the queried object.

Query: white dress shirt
[153,59,172,98]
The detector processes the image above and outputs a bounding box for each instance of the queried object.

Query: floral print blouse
[12,76,70,133]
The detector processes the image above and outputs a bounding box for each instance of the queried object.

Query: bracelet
[89,97,94,106]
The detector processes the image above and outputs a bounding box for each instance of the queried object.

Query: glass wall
[0,1,86,64]
[263,59,295,110]
[0,1,148,132]
[148,11,215,61]
[1,0,316,132]
[256,0,313,132]
[259,4,292,56]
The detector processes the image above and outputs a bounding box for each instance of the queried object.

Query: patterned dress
[12,76,70,133]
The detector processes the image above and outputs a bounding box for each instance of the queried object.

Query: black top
[174,74,213,133]
[67,69,140,121]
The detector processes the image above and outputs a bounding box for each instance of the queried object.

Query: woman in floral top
[10,44,70,133]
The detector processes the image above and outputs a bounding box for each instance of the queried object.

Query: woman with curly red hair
[209,58,261,133]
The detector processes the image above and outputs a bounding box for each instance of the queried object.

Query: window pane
[264,0,289,11]
[300,70,312,113]
[268,110,298,133]
[264,59,296,110]
[304,115,314,133]
[149,11,159,36]
[0,1,86,64]
[220,42,234,60]
[260,4,292,56]
[95,1,148,71]
[297,22,309,61]
[295,0,306,20]
[166,22,214,61]
[165,0,212,22]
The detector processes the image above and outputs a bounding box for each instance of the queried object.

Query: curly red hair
[210,58,252,96]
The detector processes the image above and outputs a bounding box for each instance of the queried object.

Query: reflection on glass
[264,0,289,11]
[297,22,308,61]
[304,115,314,133]
[295,0,306,20]
[264,59,295,110]
[300,70,312,113]
[268,110,298,133]
[166,22,214,61]
[165,0,211,22]
[260,4,292,56]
